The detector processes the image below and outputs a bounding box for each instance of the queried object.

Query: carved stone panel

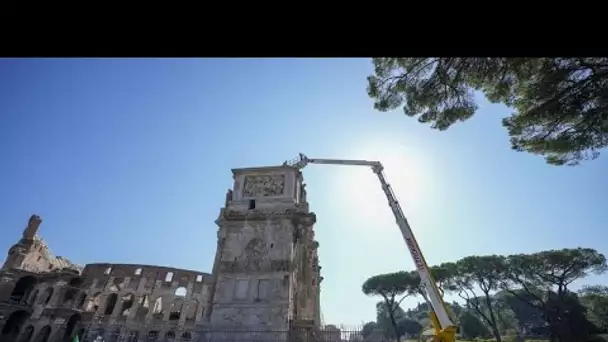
[239,238,267,271]
[234,279,249,300]
[242,174,285,197]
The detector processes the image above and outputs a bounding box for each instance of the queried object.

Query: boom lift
[284,153,457,342]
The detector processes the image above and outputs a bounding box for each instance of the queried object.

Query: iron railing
[75,326,388,342]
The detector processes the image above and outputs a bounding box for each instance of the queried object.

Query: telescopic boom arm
[284,153,457,342]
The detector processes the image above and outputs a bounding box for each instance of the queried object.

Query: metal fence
[77,326,387,342]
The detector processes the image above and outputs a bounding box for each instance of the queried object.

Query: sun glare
[332,142,433,228]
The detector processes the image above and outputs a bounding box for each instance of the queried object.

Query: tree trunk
[544,307,557,342]
[389,310,401,342]
[490,327,502,342]
[553,287,573,342]
[483,292,502,342]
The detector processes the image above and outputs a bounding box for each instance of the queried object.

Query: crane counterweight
[283,153,457,342]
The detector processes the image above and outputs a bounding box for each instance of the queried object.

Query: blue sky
[0,58,607,326]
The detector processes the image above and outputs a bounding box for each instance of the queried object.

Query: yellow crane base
[422,311,457,342]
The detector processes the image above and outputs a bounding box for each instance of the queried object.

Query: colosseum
[0,164,323,342]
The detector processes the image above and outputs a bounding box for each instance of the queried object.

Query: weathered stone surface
[217,259,292,273]
[0,164,323,342]
[212,303,289,325]
[207,165,321,330]
[242,174,286,197]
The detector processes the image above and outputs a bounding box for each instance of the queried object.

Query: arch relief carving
[242,174,285,197]
[239,238,267,271]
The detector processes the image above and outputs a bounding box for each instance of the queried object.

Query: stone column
[0,274,16,302]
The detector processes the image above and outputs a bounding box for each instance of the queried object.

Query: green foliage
[458,310,490,339]
[376,300,407,334]
[450,301,465,318]
[444,256,507,342]
[500,249,606,341]
[361,321,379,339]
[579,285,608,332]
[524,249,606,288]
[362,272,419,340]
[362,271,418,300]
[397,317,423,336]
[403,265,455,302]
[375,301,423,338]
[482,295,518,336]
[366,57,608,166]
[362,247,607,342]
[503,248,607,301]
[548,292,597,340]
[495,290,545,333]
[456,256,507,294]
[405,301,431,329]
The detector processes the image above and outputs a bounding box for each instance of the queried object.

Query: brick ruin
[0,164,323,342]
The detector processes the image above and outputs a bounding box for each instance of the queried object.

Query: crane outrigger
[284,153,457,342]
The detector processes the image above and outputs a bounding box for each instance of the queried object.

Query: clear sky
[1,58,606,327]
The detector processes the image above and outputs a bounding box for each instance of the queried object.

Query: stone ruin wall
[0,262,213,342]
[0,164,324,342]
[79,263,212,339]
[2,215,83,275]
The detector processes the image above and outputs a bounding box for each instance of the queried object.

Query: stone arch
[68,277,83,287]
[104,293,118,315]
[120,293,135,317]
[27,289,38,305]
[85,292,102,312]
[135,295,150,321]
[148,330,159,341]
[127,331,139,342]
[34,326,51,342]
[1,310,31,342]
[168,298,184,321]
[152,297,163,315]
[62,313,81,341]
[184,299,198,321]
[62,277,84,306]
[165,330,176,341]
[108,277,125,293]
[174,286,187,297]
[17,325,33,342]
[75,292,87,309]
[38,287,53,305]
[10,276,37,303]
